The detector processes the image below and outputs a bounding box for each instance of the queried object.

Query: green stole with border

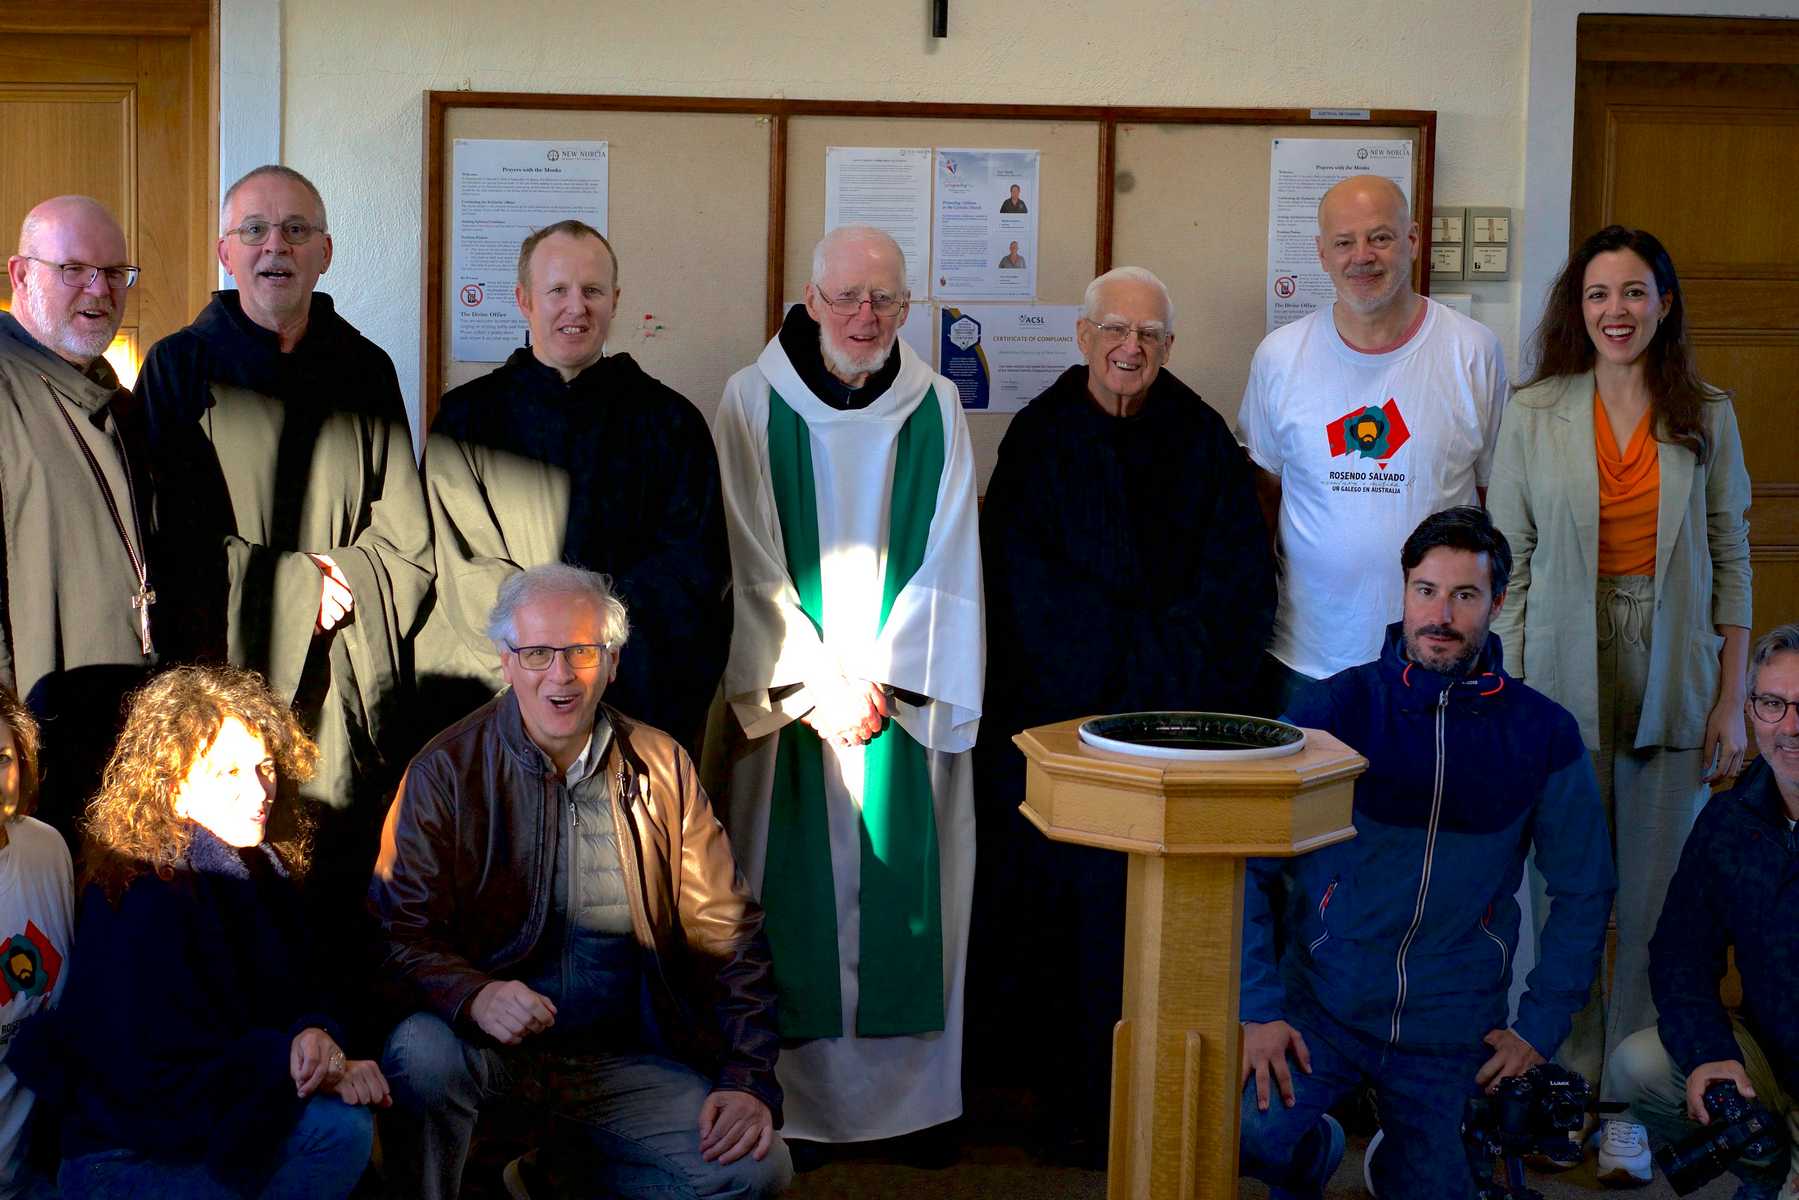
[760,385,946,1038]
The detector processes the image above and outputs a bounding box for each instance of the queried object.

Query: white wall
[269,0,1531,433]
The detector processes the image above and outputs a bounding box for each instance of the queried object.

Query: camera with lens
[1462,1064,1593,1200]
[1654,1080,1785,1196]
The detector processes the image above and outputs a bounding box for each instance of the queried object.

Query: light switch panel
[1466,206,1513,280]
[1431,206,1468,282]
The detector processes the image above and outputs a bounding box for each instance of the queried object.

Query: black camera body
[1654,1080,1785,1196]
[1462,1064,1593,1200]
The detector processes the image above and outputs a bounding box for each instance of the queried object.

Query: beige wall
[279,0,1530,430]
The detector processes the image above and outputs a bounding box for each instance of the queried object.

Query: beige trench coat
[1487,372,1751,752]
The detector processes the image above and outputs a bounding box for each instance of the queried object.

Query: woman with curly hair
[47,665,388,1198]
[0,686,73,1198]
[1488,226,1752,1181]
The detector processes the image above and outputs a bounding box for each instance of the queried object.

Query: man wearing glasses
[1606,623,1799,1198]
[0,195,155,836]
[1238,175,1507,714]
[134,165,431,937]
[712,225,983,1150]
[417,220,729,756]
[373,563,790,1200]
[970,266,1274,1163]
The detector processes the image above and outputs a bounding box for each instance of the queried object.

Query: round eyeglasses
[1750,693,1799,725]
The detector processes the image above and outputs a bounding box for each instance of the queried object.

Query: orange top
[1595,393,1659,576]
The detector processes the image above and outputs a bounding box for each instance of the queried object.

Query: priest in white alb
[713,225,983,1145]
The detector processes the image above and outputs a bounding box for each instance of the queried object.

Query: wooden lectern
[1013,719,1366,1200]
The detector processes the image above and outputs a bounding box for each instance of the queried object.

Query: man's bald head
[810,224,907,291]
[8,195,130,368]
[17,195,125,258]
[1317,176,1409,232]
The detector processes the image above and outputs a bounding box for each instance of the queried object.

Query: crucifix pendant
[133,585,156,656]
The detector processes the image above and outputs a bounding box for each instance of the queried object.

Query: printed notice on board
[825,147,932,300]
[452,138,608,361]
[931,149,1039,300]
[1265,138,1412,333]
[938,304,1081,412]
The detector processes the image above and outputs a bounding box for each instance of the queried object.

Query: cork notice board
[423,94,1435,485]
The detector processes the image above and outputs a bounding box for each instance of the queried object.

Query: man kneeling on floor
[1604,623,1799,1198]
[1237,506,1616,1199]
[371,564,791,1199]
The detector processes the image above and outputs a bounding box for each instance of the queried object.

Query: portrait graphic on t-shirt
[0,921,61,1004]
[1324,398,1412,496]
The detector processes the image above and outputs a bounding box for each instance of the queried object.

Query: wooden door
[1573,15,1799,646]
[0,3,214,385]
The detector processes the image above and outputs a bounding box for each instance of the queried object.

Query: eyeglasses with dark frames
[1750,692,1799,725]
[21,257,139,289]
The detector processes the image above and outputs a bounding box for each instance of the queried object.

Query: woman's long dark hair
[1522,225,1717,464]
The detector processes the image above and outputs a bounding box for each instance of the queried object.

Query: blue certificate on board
[939,308,991,410]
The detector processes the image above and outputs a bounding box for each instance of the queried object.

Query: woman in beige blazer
[1488,226,1752,1182]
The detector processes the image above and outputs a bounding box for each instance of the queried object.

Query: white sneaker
[1362,1126,1383,1197]
[1595,1119,1653,1187]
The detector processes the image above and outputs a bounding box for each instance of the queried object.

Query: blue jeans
[59,1094,373,1198]
[1239,999,1488,1200]
[380,1010,793,1200]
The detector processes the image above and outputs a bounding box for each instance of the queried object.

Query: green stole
[760,385,946,1038]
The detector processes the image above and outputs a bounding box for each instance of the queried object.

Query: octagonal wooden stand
[1013,719,1366,1200]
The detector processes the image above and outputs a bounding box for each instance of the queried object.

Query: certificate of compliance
[938,304,1081,412]
[1265,137,1411,333]
[931,149,1040,300]
[452,139,608,362]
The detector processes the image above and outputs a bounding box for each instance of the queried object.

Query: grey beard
[24,286,112,364]
[818,329,894,382]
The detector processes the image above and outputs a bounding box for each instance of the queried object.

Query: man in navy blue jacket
[1238,506,1615,1199]
[1606,623,1799,1198]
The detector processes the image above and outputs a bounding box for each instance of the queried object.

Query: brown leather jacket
[370,692,781,1116]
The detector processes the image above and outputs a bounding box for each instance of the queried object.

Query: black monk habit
[969,363,1276,1158]
[417,348,730,753]
[136,291,432,888]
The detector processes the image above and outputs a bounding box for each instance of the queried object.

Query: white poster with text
[452,138,608,361]
[824,146,932,300]
[931,149,1039,300]
[1265,138,1412,333]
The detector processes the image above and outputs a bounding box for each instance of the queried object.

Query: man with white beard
[0,196,156,835]
[712,225,983,1149]
[1238,175,1507,711]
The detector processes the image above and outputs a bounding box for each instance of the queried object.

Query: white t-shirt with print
[1238,299,1507,680]
[0,817,72,1200]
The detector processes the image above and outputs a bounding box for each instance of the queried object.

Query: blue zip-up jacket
[1241,623,1615,1056]
[1650,757,1799,1089]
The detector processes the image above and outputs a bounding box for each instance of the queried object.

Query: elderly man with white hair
[971,265,1275,1164]
[712,225,983,1148]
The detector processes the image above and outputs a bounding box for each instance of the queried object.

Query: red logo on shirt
[1327,399,1412,467]
[0,921,61,1003]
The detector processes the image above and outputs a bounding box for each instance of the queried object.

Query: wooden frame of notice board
[423,92,1436,482]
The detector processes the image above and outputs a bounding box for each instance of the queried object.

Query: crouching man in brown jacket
[371,563,790,1199]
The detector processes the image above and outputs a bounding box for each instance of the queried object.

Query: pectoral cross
[133,585,156,656]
